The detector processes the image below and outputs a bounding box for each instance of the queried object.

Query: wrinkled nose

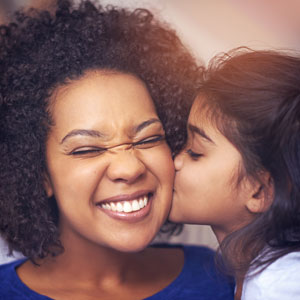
[106,150,146,184]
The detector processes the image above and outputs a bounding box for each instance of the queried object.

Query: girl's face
[44,71,174,252]
[169,96,254,241]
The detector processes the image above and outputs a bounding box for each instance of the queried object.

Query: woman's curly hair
[0,0,201,260]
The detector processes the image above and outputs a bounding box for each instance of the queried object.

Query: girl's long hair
[199,48,300,277]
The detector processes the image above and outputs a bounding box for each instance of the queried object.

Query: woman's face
[169,96,254,241]
[45,71,174,252]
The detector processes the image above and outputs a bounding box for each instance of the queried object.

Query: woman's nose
[106,150,146,184]
[174,151,184,171]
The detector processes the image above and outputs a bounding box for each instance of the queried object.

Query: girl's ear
[43,172,54,198]
[246,172,274,214]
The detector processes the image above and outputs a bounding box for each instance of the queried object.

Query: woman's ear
[43,172,54,198]
[246,172,274,214]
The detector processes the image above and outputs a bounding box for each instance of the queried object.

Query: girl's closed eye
[186,149,203,160]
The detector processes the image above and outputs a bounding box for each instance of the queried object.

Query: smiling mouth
[98,193,152,213]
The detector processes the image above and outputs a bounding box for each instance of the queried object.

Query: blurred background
[1,0,300,263]
[1,0,300,62]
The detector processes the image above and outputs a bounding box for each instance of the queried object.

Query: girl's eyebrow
[188,123,215,144]
[60,118,162,144]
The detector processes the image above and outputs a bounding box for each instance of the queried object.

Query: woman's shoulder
[148,244,234,300]
[182,244,216,259]
[152,243,216,268]
[181,245,233,285]
[0,258,50,299]
[242,251,300,300]
[0,258,23,279]
[153,243,219,268]
[0,259,25,297]
[152,243,222,272]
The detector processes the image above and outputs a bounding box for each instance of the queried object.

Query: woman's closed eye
[69,147,107,156]
[133,135,165,149]
[186,149,203,160]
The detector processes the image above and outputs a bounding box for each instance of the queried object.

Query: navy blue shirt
[147,245,234,299]
[0,245,234,299]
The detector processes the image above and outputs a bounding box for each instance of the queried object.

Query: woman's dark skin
[0,1,201,299]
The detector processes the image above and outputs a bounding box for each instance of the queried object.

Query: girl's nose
[106,150,146,184]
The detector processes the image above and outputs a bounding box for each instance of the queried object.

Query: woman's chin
[112,238,155,253]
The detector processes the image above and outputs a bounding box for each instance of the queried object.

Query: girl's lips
[96,192,153,223]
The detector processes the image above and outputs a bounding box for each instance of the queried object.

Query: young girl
[170,49,300,299]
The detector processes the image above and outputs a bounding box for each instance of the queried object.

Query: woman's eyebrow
[60,129,104,144]
[133,118,162,134]
[188,123,214,144]
[60,118,162,144]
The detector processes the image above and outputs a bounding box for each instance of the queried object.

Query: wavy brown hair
[197,48,300,277]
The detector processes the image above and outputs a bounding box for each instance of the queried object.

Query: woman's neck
[33,232,147,285]
[17,240,184,300]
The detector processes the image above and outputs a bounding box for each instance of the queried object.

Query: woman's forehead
[47,71,160,140]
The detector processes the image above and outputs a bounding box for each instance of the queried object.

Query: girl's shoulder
[242,251,300,300]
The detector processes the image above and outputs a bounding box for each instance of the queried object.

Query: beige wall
[95,0,300,63]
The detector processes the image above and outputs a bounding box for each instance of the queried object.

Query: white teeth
[100,195,150,213]
[110,202,117,212]
[116,202,123,212]
[139,199,145,208]
[123,201,132,213]
[132,200,140,211]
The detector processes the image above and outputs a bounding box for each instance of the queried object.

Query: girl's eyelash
[186,149,203,160]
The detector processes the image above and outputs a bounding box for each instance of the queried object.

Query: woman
[0,1,234,299]
[170,49,300,299]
